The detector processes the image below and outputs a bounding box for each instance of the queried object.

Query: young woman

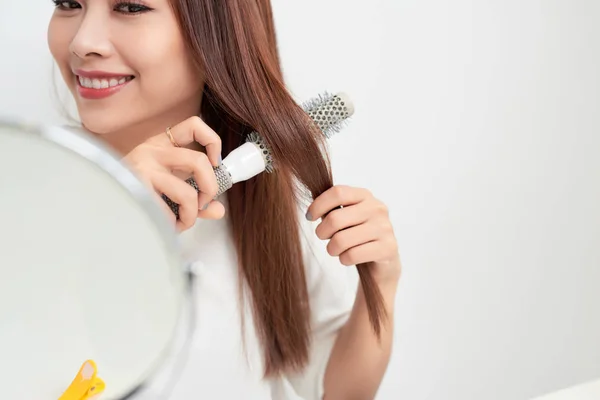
[48,0,401,398]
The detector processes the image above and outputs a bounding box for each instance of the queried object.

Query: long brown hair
[171,0,386,376]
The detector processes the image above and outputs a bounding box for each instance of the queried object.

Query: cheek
[159,58,203,98]
[123,35,203,105]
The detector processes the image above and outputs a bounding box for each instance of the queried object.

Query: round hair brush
[163,92,355,218]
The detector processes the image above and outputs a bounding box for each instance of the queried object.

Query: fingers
[326,222,381,258]
[123,115,225,230]
[338,241,385,267]
[306,185,371,221]
[158,147,219,209]
[155,116,222,167]
[150,172,200,231]
[315,201,371,240]
[197,200,226,220]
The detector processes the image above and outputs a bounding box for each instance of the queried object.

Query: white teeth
[78,76,131,89]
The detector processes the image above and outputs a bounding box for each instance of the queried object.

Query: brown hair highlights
[171,0,386,376]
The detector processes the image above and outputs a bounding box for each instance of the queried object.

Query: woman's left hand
[306,185,401,284]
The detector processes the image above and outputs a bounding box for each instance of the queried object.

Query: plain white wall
[1,1,600,399]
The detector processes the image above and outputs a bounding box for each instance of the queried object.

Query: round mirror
[0,121,187,399]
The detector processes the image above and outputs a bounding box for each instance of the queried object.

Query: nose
[69,10,113,59]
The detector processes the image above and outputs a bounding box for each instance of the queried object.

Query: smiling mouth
[77,75,135,89]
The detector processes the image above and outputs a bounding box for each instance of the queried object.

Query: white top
[131,196,359,400]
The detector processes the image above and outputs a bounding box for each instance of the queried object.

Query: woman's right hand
[122,116,225,232]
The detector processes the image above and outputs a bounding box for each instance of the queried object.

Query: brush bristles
[302,91,353,139]
[246,92,354,173]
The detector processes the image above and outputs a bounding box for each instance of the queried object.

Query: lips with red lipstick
[75,70,135,100]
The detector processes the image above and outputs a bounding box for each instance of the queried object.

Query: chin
[80,120,123,136]
[77,107,137,136]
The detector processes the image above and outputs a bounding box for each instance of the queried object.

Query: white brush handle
[161,143,264,214]
[222,142,265,184]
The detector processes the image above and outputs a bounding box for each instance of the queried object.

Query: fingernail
[218,154,222,165]
[305,211,313,221]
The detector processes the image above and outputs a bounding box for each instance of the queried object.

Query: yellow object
[58,360,106,400]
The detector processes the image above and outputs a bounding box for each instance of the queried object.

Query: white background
[1,1,600,399]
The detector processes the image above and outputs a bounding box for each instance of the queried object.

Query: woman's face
[47,0,204,136]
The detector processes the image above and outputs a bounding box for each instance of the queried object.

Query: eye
[113,2,152,14]
[52,0,81,10]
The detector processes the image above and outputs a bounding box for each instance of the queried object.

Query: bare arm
[306,185,402,400]
[323,264,400,400]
